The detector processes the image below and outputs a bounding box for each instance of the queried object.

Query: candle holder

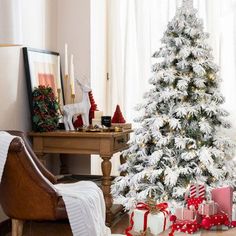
[71,94,75,104]
[64,74,69,81]
[57,88,63,115]
[64,74,69,104]
[57,88,61,105]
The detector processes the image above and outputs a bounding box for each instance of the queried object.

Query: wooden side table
[28,129,132,226]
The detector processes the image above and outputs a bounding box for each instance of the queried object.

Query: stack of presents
[126,184,236,235]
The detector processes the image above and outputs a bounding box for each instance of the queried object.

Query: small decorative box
[175,206,200,222]
[185,183,205,198]
[198,200,218,216]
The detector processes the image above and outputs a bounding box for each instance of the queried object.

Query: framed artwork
[23,47,65,116]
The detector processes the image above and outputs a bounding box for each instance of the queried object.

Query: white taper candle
[70,54,75,95]
[57,55,61,89]
[65,43,68,75]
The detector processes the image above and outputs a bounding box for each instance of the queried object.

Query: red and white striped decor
[189,184,205,198]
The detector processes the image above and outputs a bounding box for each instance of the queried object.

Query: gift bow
[125,202,169,236]
[136,202,168,213]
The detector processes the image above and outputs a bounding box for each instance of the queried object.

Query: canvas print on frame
[23,47,64,116]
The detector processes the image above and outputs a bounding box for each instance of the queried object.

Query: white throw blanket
[0,132,120,236]
[0,131,17,180]
[54,181,111,236]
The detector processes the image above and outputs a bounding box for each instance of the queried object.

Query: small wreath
[32,86,60,132]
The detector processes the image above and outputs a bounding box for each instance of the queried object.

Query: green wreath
[32,86,60,132]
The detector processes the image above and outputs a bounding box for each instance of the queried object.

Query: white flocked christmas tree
[111,0,236,210]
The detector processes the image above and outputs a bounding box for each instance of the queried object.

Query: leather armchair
[0,131,68,236]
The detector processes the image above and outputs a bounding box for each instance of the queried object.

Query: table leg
[59,154,69,175]
[101,155,113,226]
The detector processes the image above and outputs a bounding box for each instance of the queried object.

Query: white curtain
[107,0,236,124]
[91,0,236,176]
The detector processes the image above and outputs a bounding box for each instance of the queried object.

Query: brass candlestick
[57,88,61,105]
[71,94,75,104]
[57,88,63,115]
[64,74,69,104]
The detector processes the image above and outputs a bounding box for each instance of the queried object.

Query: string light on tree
[207,72,216,81]
[197,140,202,146]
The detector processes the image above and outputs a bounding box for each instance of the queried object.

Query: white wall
[22,0,57,50]
[0,47,30,131]
[57,0,90,89]
[56,0,91,175]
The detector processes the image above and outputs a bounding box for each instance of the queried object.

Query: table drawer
[114,134,129,150]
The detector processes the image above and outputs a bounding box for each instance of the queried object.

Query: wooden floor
[4,214,236,235]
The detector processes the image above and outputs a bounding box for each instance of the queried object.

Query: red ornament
[112,105,126,123]
[201,217,211,230]
[170,215,177,222]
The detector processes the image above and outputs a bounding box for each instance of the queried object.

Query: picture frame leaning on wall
[23,47,65,120]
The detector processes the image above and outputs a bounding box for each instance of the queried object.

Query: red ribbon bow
[136,202,168,212]
[125,202,169,236]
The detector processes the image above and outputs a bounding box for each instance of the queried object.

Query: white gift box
[232,204,236,221]
[132,209,171,235]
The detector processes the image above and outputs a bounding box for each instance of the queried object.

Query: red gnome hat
[112,105,126,123]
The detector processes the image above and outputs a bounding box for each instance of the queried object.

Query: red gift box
[201,212,229,230]
[187,196,205,210]
[198,200,218,216]
[169,219,201,235]
[211,186,233,220]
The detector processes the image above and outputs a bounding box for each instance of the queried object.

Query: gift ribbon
[125,212,134,236]
[125,202,169,236]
